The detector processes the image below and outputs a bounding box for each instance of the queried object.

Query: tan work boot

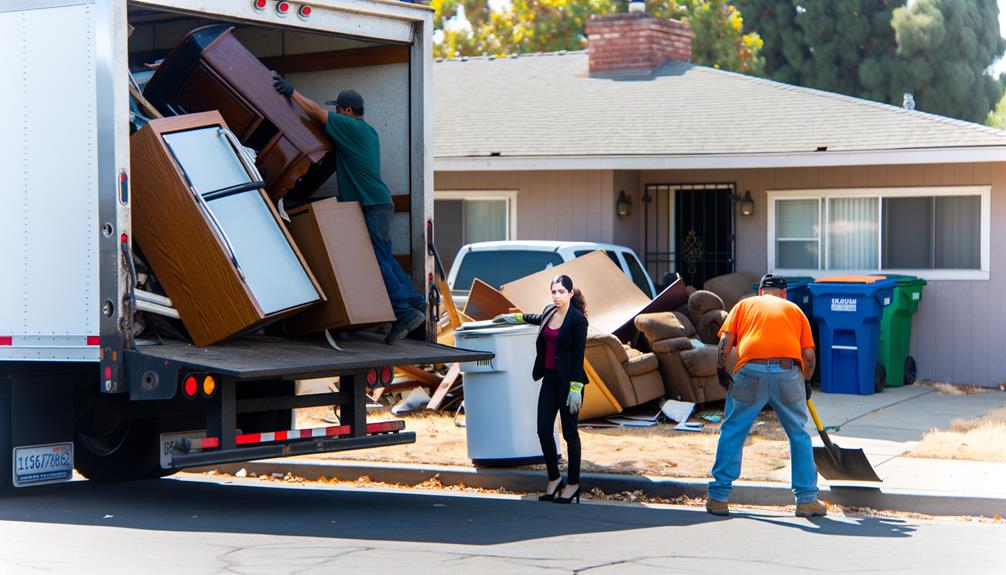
[795,499,827,517]
[705,499,730,516]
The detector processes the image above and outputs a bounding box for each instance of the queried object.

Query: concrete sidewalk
[208,384,1006,517]
[785,385,1006,500]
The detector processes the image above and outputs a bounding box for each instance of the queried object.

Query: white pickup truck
[447,241,657,309]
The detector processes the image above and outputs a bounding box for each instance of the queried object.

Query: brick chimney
[586,11,693,76]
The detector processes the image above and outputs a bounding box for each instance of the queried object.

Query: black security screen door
[675,185,735,287]
[643,183,736,289]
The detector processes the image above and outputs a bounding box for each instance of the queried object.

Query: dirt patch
[295,405,792,481]
[906,406,1006,462]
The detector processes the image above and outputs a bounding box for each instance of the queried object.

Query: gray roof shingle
[434,52,1006,159]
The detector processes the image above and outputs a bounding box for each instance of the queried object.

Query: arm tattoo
[717,338,728,370]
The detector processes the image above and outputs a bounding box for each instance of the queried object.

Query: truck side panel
[0,1,100,362]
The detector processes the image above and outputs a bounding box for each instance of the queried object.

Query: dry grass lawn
[296,405,792,481]
[907,405,1006,462]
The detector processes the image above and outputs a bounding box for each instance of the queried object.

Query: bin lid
[894,277,927,287]
[454,324,538,338]
[815,275,888,284]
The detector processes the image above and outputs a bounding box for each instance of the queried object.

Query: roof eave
[434,146,1006,172]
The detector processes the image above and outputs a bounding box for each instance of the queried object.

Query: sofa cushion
[703,272,760,310]
[649,336,694,354]
[623,352,658,376]
[586,326,629,364]
[696,309,729,345]
[686,290,724,326]
[681,347,719,377]
[635,312,691,341]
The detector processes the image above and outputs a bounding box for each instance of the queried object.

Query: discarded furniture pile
[127,25,395,349]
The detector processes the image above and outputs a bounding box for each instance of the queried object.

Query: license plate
[159,430,206,469]
[13,443,74,487]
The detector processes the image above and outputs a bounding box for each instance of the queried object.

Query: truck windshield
[453,250,564,291]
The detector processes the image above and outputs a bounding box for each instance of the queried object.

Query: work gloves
[567,381,584,414]
[716,367,733,390]
[272,71,294,97]
[492,313,525,324]
[805,380,813,401]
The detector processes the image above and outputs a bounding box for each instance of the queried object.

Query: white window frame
[767,186,990,281]
[434,190,518,241]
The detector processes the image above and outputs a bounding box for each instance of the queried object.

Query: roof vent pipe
[629,0,645,13]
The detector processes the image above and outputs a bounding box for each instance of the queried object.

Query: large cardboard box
[285,199,395,334]
[131,112,324,346]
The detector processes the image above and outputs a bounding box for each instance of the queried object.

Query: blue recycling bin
[809,276,896,395]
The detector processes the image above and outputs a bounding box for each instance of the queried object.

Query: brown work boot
[705,499,730,516]
[795,499,828,517]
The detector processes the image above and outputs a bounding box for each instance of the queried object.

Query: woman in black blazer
[495,274,588,504]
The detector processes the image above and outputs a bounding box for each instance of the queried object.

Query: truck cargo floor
[132,333,491,380]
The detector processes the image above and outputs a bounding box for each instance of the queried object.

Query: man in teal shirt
[274,74,426,344]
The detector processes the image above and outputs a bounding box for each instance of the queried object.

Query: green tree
[433,0,764,74]
[737,0,1004,123]
[985,91,1006,129]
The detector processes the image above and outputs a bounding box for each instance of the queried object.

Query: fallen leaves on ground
[907,406,1006,462]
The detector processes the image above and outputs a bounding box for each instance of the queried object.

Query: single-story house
[432,11,1006,388]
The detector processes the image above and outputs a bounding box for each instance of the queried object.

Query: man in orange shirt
[706,274,826,517]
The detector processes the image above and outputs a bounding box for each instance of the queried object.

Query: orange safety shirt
[718,295,815,373]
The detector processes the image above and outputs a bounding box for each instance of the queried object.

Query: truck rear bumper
[170,429,416,469]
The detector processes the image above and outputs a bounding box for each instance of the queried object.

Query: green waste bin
[878,276,927,387]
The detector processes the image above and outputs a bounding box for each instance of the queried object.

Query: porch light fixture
[736,190,754,216]
[616,190,632,217]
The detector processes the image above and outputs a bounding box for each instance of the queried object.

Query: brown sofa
[703,271,760,310]
[585,327,665,409]
[634,310,727,404]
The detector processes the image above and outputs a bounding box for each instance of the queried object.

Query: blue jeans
[708,363,819,504]
[362,204,424,316]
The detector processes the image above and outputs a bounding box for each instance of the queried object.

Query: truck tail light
[380,366,393,385]
[253,0,267,10]
[366,368,378,387]
[299,5,312,18]
[183,375,198,398]
[202,375,217,397]
[276,1,290,15]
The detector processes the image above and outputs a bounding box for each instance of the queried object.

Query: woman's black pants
[537,369,581,484]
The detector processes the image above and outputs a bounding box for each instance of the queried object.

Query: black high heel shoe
[553,485,581,504]
[538,480,565,502]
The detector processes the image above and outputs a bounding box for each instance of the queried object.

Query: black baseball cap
[325,89,364,115]
[759,274,788,290]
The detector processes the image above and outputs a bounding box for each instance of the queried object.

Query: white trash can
[455,324,558,467]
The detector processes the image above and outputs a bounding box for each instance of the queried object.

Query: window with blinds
[773,190,983,273]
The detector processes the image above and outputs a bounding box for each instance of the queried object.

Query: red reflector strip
[86,336,100,346]
[188,421,406,451]
[0,337,11,346]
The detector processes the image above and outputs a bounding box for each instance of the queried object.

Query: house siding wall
[434,170,616,242]
[640,162,1006,388]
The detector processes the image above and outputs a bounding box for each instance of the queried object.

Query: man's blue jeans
[708,363,819,504]
[362,204,424,316]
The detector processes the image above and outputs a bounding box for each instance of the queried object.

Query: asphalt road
[0,474,1002,575]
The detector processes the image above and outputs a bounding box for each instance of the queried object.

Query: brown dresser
[284,198,395,334]
[130,111,324,346]
[143,25,337,205]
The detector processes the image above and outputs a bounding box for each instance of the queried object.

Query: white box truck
[0,0,487,493]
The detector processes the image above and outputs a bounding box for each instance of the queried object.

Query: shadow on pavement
[0,477,919,544]
[735,511,917,538]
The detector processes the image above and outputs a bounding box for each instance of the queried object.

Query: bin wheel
[904,356,917,385]
[874,363,886,393]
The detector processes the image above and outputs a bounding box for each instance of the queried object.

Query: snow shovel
[806,398,882,482]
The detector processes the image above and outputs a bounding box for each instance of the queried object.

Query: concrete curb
[201,459,1006,518]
